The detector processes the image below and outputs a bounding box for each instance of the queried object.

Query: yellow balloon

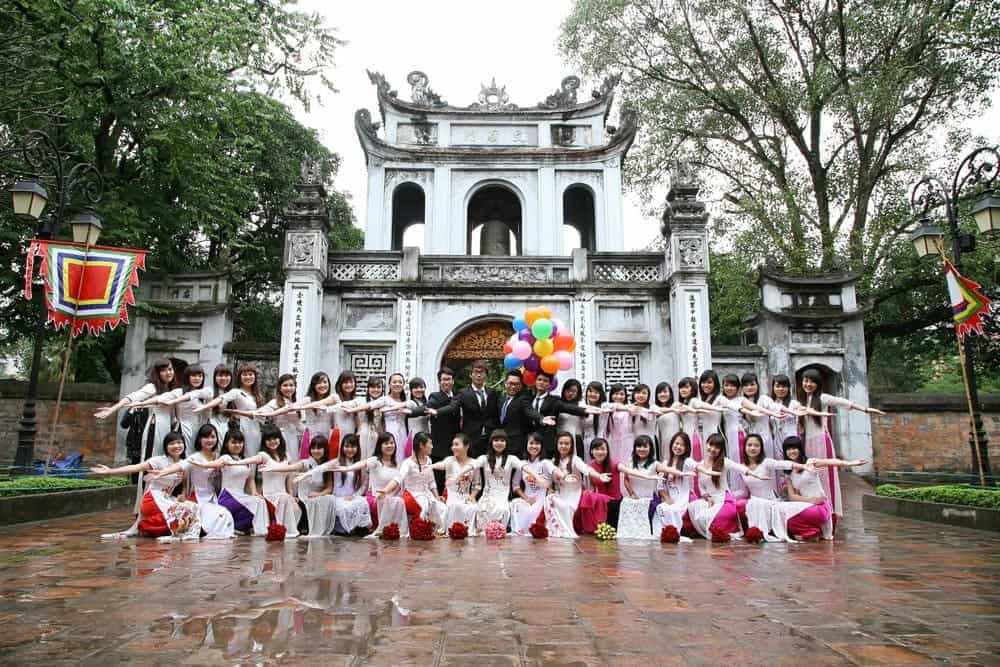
[525,307,541,327]
[537,306,552,321]
[533,338,555,357]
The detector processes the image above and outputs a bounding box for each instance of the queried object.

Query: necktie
[477,389,484,409]
[501,397,511,423]
[534,395,542,412]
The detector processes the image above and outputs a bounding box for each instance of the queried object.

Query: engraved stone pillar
[280,164,330,393]
[662,166,712,379]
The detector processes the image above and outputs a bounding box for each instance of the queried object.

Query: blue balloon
[503,354,522,370]
[512,317,528,332]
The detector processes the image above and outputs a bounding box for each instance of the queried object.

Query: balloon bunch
[502,305,576,391]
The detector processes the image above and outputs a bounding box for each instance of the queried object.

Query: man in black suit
[427,366,461,491]
[455,359,499,457]
[526,370,586,457]
[496,370,544,457]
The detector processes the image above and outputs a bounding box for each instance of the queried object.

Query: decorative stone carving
[345,346,391,396]
[385,168,432,185]
[602,350,641,392]
[327,262,400,281]
[400,298,418,379]
[287,232,316,267]
[678,238,705,269]
[366,70,397,97]
[592,73,621,100]
[552,125,588,147]
[443,264,547,283]
[540,76,580,108]
[469,78,517,111]
[407,71,446,106]
[355,109,380,140]
[791,329,842,346]
[444,321,511,360]
[575,300,589,382]
[343,302,396,330]
[300,154,320,184]
[397,122,438,145]
[592,262,661,283]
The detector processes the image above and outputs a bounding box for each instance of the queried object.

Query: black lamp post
[3,130,104,474]
[909,146,1000,486]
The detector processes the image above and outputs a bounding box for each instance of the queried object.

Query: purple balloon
[517,329,533,342]
[549,377,559,391]
[523,355,540,372]
[551,324,558,336]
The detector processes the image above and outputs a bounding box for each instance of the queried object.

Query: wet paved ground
[1,478,998,666]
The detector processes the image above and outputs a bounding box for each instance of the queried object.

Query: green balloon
[531,318,553,340]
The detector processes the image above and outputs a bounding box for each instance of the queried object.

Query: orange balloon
[503,342,513,354]
[553,332,575,351]
[540,355,560,375]
[566,337,576,352]
[525,307,542,326]
[533,338,555,357]
[537,306,552,321]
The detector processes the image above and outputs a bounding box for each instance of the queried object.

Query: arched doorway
[467,185,522,256]
[391,182,425,250]
[441,319,512,390]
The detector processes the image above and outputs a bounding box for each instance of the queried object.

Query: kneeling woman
[144,424,235,539]
[90,432,203,541]
[686,433,767,540]
[234,426,302,537]
[736,433,812,541]
[651,431,700,542]
[545,431,613,538]
[396,432,449,532]
[306,432,408,537]
[772,436,866,541]
[329,434,373,534]
[509,433,555,535]
[618,435,690,539]
[190,430,270,536]
[262,435,337,537]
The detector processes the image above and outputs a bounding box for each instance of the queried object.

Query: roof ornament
[407,71,446,107]
[469,78,517,111]
[592,73,622,99]
[366,70,397,98]
[540,75,581,108]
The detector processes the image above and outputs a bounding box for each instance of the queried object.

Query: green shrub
[0,476,130,497]
[876,484,1000,510]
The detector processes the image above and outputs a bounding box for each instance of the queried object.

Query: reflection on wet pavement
[0,481,998,665]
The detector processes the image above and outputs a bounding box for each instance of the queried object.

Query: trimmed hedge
[0,476,130,498]
[876,484,1000,510]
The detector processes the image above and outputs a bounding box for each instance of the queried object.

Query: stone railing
[324,249,665,285]
[420,256,573,284]
[327,252,402,281]
[588,253,663,283]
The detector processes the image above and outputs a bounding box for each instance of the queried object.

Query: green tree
[0,0,359,377]
[561,0,1000,381]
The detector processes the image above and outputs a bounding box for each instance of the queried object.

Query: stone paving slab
[0,486,998,666]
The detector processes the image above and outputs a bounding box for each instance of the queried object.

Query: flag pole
[935,237,987,486]
[43,241,90,475]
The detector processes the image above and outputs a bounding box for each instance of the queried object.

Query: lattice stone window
[328,262,400,281]
[344,346,391,397]
[592,262,661,283]
[602,350,642,393]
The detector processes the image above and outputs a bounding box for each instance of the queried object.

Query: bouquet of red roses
[660,525,680,543]
[410,516,435,540]
[381,523,401,540]
[448,522,468,539]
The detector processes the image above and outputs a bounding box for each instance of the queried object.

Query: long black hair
[561,379,583,403]
[741,372,760,404]
[487,429,509,474]
[223,429,246,460]
[698,370,721,403]
[375,431,397,467]
[631,434,655,469]
[705,433,726,488]
[666,431,691,469]
[338,433,365,492]
[654,382,674,408]
[798,368,825,429]
[770,374,792,406]
[260,425,287,462]
[411,432,432,470]
[782,435,806,464]
[585,381,606,440]
[676,377,697,405]
[182,365,205,393]
[743,433,766,466]
[149,358,177,394]
[194,423,220,453]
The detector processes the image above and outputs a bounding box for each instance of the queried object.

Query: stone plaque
[597,304,647,331]
[790,329,842,346]
[343,301,396,330]
[397,123,439,145]
[450,124,539,147]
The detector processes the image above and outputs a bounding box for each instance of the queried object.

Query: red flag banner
[944,260,993,341]
[24,239,147,337]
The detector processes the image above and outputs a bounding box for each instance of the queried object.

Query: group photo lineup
[1,0,997,664]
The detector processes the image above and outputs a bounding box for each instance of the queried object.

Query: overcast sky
[293,1,998,251]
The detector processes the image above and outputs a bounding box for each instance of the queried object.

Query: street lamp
[2,130,104,474]
[909,145,999,486]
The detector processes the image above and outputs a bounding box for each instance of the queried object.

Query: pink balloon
[512,340,532,360]
[555,350,573,371]
[552,318,567,333]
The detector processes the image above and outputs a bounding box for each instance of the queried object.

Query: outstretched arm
[618,464,661,482]
[90,461,151,476]
[807,457,867,469]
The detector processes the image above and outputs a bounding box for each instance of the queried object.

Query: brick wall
[0,380,119,468]
[870,393,1000,475]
